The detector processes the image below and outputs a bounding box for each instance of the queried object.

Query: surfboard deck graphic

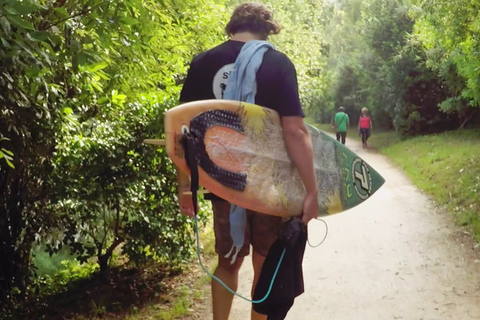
[160,99,385,217]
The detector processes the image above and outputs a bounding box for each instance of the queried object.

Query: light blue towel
[223,40,274,264]
[223,40,274,103]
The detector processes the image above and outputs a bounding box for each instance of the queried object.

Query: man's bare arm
[174,101,195,216]
[177,168,195,217]
[281,116,319,224]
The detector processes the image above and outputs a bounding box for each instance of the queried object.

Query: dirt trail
[224,137,480,320]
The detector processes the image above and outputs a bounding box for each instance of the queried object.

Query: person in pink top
[358,107,373,148]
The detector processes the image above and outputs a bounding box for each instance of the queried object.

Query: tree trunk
[0,169,29,303]
[97,237,123,275]
[459,109,477,128]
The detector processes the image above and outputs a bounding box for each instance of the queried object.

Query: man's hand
[178,186,195,217]
[301,191,319,224]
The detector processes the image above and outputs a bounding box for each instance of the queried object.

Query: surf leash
[307,218,329,248]
[181,128,285,304]
[193,214,285,304]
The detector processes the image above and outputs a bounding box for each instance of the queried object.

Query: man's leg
[341,132,346,145]
[251,252,267,320]
[211,200,251,320]
[249,212,284,320]
[212,255,244,320]
[336,131,341,142]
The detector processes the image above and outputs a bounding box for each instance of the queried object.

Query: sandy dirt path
[224,136,480,320]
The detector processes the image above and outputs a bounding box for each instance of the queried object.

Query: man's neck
[231,32,264,42]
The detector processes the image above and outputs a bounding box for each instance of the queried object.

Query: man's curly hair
[225,3,281,39]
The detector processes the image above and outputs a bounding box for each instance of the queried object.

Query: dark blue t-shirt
[180,40,304,201]
[180,40,304,118]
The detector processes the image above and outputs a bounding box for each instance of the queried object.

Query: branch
[40,1,108,31]
[102,201,124,258]
[40,9,89,31]
[459,109,477,129]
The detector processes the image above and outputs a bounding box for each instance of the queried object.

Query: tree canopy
[318,0,479,135]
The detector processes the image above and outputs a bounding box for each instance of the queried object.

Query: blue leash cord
[193,214,286,304]
[183,130,287,304]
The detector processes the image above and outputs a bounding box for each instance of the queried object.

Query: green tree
[412,0,480,126]
[321,0,461,135]
[0,0,228,306]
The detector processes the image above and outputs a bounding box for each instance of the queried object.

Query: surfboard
[155,99,385,218]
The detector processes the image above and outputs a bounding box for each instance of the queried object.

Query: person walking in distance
[177,3,319,320]
[332,106,350,145]
[358,107,373,148]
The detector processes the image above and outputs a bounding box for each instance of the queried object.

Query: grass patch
[313,123,333,132]
[366,129,400,149]
[378,129,480,242]
[304,116,319,126]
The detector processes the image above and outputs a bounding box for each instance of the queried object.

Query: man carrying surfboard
[177,3,319,320]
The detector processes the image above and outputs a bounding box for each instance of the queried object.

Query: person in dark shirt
[177,3,319,320]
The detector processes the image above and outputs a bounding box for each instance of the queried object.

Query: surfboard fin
[182,189,211,195]
[143,139,166,146]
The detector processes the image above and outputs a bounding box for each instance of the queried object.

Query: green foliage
[318,0,472,136]
[349,0,419,133]
[0,137,14,168]
[2,0,478,314]
[269,0,332,115]
[0,0,228,306]
[413,0,480,114]
[35,259,100,296]
[33,245,76,277]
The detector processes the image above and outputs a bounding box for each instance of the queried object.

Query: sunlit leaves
[0,0,228,301]
[0,138,15,168]
[413,0,480,110]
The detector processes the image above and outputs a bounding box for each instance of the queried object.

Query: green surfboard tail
[309,125,385,216]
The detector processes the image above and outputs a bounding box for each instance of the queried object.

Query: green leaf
[84,61,109,72]
[90,80,104,92]
[0,17,11,34]
[97,97,110,105]
[2,72,14,83]
[11,40,39,63]
[7,15,35,30]
[63,107,73,116]
[1,148,13,156]
[4,6,19,15]
[54,7,70,18]
[0,149,15,168]
[28,31,50,42]
[12,1,45,15]
[5,157,15,168]
[1,38,10,48]
[25,66,40,77]
[119,16,139,26]
[96,70,111,81]
[72,52,89,72]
